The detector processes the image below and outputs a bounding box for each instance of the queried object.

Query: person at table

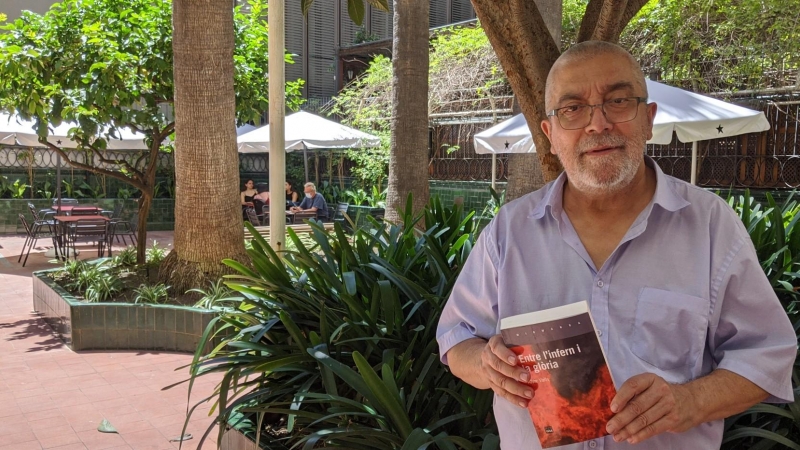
[285,181,300,207]
[253,184,270,218]
[290,182,328,220]
[241,179,258,218]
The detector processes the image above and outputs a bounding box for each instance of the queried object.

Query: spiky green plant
[178,196,498,450]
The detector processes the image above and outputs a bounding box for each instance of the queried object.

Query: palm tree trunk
[385,0,429,223]
[159,0,247,292]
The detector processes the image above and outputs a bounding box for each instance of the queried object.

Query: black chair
[66,219,111,258]
[28,202,56,226]
[245,206,261,226]
[261,205,270,223]
[105,202,137,245]
[53,198,79,205]
[18,214,57,267]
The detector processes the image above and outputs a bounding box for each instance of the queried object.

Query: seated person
[253,184,270,218]
[240,179,258,219]
[285,181,300,207]
[290,182,328,220]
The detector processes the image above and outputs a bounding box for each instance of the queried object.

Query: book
[500,301,616,448]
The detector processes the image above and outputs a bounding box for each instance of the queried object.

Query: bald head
[545,41,647,110]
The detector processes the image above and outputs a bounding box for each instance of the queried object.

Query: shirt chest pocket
[631,287,710,370]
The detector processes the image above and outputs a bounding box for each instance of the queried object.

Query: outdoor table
[53,215,110,259]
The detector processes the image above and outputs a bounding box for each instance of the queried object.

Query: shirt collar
[528,155,689,220]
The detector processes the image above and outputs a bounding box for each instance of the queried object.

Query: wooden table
[53,215,110,259]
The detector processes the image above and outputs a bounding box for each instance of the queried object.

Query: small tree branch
[42,141,147,191]
[86,143,141,176]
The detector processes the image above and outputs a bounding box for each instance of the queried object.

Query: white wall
[1,0,57,20]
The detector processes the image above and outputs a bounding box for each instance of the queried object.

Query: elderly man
[437,41,795,449]
[290,182,328,220]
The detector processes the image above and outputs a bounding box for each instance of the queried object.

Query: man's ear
[645,102,658,141]
[541,119,555,153]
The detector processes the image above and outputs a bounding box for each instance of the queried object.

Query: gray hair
[304,182,316,191]
[545,41,648,109]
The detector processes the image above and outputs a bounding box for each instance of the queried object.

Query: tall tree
[385,0,429,222]
[160,0,241,291]
[0,0,303,263]
[470,0,650,200]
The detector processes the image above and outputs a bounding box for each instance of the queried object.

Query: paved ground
[0,232,223,449]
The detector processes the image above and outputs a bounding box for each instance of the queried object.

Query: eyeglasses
[547,97,647,130]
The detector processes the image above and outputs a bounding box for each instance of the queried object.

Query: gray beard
[566,135,643,195]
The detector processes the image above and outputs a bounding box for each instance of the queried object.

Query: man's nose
[584,105,614,134]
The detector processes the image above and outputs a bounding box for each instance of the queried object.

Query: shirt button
[596,330,603,337]
[589,440,597,448]
[597,280,604,287]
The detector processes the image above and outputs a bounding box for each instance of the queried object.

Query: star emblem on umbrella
[716,125,724,134]
[504,141,509,150]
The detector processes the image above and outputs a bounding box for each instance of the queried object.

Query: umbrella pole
[268,0,286,251]
[56,153,62,209]
[491,154,496,190]
[690,141,698,185]
[303,144,309,182]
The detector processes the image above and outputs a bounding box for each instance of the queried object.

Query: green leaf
[722,426,800,449]
[352,351,413,438]
[347,0,366,26]
[366,0,390,12]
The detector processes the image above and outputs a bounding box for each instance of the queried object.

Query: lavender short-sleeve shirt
[436,157,795,450]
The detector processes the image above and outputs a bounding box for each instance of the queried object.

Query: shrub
[722,190,800,449]
[133,283,169,304]
[111,246,138,267]
[187,279,243,310]
[183,196,498,449]
[146,241,168,265]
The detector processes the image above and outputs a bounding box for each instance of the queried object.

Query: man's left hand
[606,373,697,444]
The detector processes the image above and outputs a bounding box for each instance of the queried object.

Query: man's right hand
[480,335,534,408]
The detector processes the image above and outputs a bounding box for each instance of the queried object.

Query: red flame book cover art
[500,301,616,449]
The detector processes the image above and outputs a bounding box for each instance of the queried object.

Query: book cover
[500,301,616,448]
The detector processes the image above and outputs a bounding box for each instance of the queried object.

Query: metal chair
[53,198,79,206]
[261,205,270,223]
[65,219,111,258]
[28,202,56,225]
[105,202,137,245]
[18,214,57,267]
[70,206,100,216]
[245,206,261,226]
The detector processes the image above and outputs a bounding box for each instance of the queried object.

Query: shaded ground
[0,232,224,449]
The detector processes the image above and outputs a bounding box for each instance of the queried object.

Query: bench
[243,222,335,241]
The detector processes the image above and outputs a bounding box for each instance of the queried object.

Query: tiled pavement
[0,232,223,449]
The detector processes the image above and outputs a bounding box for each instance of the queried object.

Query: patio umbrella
[237,111,381,182]
[0,112,150,212]
[473,79,771,187]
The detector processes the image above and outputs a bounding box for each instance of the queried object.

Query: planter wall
[220,427,262,450]
[32,268,217,353]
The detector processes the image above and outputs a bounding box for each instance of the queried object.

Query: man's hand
[606,373,697,444]
[481,335,535,408]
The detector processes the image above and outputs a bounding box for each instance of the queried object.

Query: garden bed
[32,266,219,352]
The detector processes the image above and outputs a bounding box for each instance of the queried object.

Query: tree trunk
[385,0,429,223]
[135,192,152,263]
[160,0,247,293]
[471,0,650,200]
